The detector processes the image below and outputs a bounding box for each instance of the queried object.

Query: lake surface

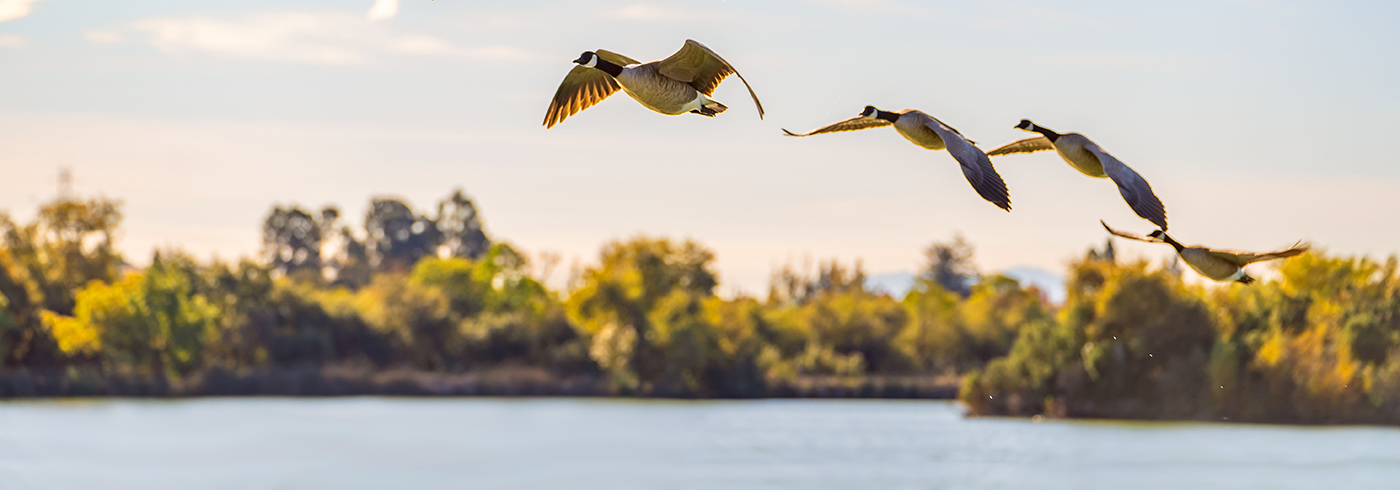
[2,398,1398,490]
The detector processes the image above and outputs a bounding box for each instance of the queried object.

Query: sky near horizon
[2,0,1398,294]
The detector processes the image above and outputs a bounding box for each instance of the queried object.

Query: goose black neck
[876,111,900,123]
[593,59,624,77]
[1160,233,1185,253]
[1029,124,1061,142]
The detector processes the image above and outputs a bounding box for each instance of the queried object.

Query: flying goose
[1101,220,1308,284]
[989,120,1167,229]
[543,40,764,128]
[782,106,1011,211]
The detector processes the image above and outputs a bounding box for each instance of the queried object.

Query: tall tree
[308,206,372,288]
[262,206,323,278]
[436,189,491,260]
[1,196,123,315]
[364,198,442,273]
[922,234,978,298]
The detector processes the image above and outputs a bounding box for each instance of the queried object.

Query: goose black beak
[573,56,589,64]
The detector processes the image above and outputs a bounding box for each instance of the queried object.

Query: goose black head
[1149,229,1183,252]
[860,105,879,118]
[1015,119,1035,131]
[574,51,597,67]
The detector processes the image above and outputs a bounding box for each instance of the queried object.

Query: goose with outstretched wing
[544,40,764,128]
[1101,220,1308,284]
[990,120,1167,229]
[784,106,1011,211]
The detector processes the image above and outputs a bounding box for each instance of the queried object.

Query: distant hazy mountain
[864,266,1067,304]
[1000,266,1068,304]
[864,272,918,298]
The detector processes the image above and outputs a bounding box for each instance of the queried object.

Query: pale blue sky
[2,0,1398,293]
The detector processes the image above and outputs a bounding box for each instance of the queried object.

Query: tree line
[962,246,1400,424]
[2,190,1398,424]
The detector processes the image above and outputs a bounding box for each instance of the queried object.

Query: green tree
[0,196,123,315]
[53,253,220,378]
[960,275,1054,366]
[798,287,908,373]
[566,237,717,392]
[353,273,454,370]
[410,245,586,371]
[897,278,964,373]
[0,197,122,369]
[963,258,1215,419]
[0,247,46,368]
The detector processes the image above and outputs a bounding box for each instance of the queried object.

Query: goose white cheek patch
[584,57,598,68]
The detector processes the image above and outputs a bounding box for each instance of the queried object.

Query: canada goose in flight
[989,120,1167,229]
[782,106,1011,211]
[543,40,764,128]
[1101,220,1308,284]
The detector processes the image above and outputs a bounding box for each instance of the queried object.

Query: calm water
[2,398,1398,490]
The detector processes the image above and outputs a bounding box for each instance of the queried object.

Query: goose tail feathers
[690,101,727,117]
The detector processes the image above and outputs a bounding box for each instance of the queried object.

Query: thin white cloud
[366,0,398,21]
[92,12,536,65]
[0,33,24,47]
[606,3,736,22]
[130,13,369,64]
[0,0,49,23]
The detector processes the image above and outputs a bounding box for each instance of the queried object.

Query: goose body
[890,111,954,150]
[990,120,1167,229]
[614,64,716,115]
[783,106,1011,211]
[1101,221,1308,284]
[1048,134,1108,177]
[544,40,764,128]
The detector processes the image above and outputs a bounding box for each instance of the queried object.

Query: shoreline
[0,367,961,400]
[9,373,1400,428]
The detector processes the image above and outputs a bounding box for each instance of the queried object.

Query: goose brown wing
[656,39,764,118]
[1085,142,1169,230]
[1206,242,1309,266]
[781,116,891,137]
[1100,220,1165,244]
[595,49,640,67]
[542,50,641,129]
[987,136,1055,156]
[544,67,619,129]
[923,117,1011,211]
